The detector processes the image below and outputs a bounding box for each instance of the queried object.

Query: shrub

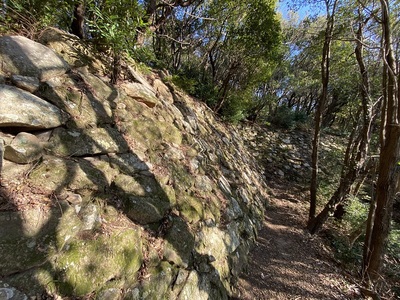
[130,46,161,69]
[170,74,198,96]
[268,106,310,129]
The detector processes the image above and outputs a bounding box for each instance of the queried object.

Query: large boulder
[0,85,67,129]
[121,81,159,108]
[48,127,129,156]
[11,75,40,93]
[0,35,69,80]
[4,132,43,164]
[38,27,106,72]
[112,173,172,224]
[39,73,114,129]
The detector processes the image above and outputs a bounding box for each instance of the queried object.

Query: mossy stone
[28,156,111,192]
[0,208,59,275]
[54,228,142,296]
[2,262,57,297]
[38,27,106,72]
[177,195,204,224]
[48,127,129,157]
[175,270,210,300]
[39,75,113,128]
[163,216,195,268]
[112,174,172,224]
[140,262,177,300]
[195,226,230,290]
[122,118,163,150]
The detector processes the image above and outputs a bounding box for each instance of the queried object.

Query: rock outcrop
[0,35,69,80]
[0,84,66,129]
[0,28,268,299]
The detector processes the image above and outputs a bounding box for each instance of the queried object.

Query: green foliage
[130,46,160,68]
[197,83,219,108]
[268,106,310,129]
[0,0,72,36]
[220,91,253,123]
[342,195,369,229]
[388,224,400,255]
[387,224,400,281]
[148,0,282,122]
[86,0,144,52]
[331,233,363,265]
[326,197,368,267]
[170,75,197,95]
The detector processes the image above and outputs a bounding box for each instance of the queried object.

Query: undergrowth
[316,135,399,297]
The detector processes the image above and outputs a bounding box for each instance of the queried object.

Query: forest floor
[232,179,362,300]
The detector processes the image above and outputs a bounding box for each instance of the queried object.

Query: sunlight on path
[233,184,352,300]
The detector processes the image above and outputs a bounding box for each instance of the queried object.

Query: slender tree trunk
[214,61,240,114]
[362,0,400,286]
[214,73,232,114]
[111,52,121,84]
[362,184,377,276]
[308,7,375,233]
[309,0,337,221]
[363,126,400,284]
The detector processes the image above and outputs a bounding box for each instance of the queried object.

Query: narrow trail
[232,181,356,300]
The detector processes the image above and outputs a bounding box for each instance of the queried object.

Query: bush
[342,195,369,230]
[387,223,400,282]
[268,106,310,129]
[218,90,254,123]
[130,46,161,69]
[0,0,71,37]
[170,74,198,95]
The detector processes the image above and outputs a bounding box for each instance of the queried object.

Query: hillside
[0,28,270,299]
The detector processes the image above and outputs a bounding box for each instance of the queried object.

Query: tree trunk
[308,0,337,222]
[363,126,400,284]
[111,53,121,84]
[71,3,85,39]
[309,1,337,221]
[214,61,240,114]
[362,0,400,286]
[308,6,374,233]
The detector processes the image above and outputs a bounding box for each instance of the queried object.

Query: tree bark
[308,6,375,233]
[71,3,85,39]
[362,0,400,286]
[363,125,400,284]
[309,0,338,221]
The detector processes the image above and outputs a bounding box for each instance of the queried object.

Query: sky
[277,0,324,22]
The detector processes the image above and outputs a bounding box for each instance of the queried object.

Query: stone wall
[0,28,269,299]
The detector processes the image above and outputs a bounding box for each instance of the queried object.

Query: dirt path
[232,181,357,300]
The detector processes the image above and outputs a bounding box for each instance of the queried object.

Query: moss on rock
[177,195,204,224]
[54,228,142,296]
[139,261,178,300]
[112,174,172,224]
[163,216,195,268]
[48,127,129,157]
[27,156,112,192]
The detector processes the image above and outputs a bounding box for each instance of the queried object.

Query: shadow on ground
[232,182,349,300]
